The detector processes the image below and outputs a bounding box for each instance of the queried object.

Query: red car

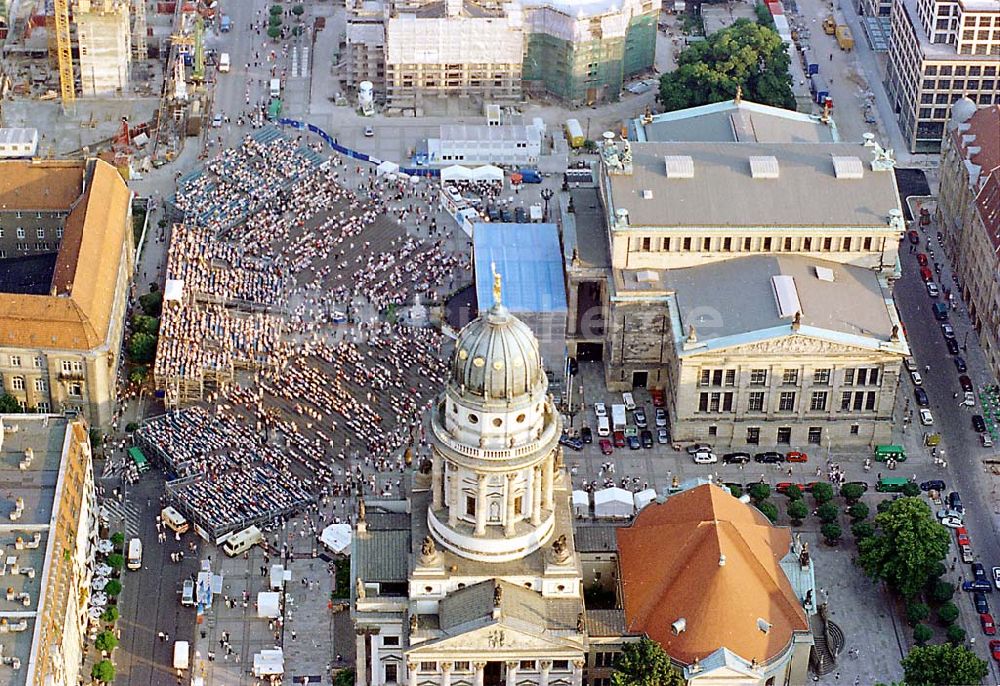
[908,230,920,245]
[599,439,613,455]
[775,482,793,493]
[920,266,933,282]
[651,389,665,407]
[917,253,928,266]
[983,614,997,635]
[613,431,625,448]
[786,451,808,463]
[991,639,1000,662]
[956,526,971,547]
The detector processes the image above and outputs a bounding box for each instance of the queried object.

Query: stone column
[448,463,459,527]
[542,457,554,510]
[355,631,367,686]
[473,662,486,686]
[504,473,517,536]
[571,660,585,686]
[440,662,453,686]
[505,661,519,686]
[431,453,443,510]
[475,474,488,536]
[531,465,542,526]
[539,661,551,686]
[408,663,418,686]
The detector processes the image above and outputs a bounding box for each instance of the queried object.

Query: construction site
[0,0,220,172]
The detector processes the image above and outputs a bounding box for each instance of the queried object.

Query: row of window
[2,212,64,220]
[0,227,64,240]
[924,64,998,77]
[706,367,880,388]
[920,78,997,92]
[699,389,878,413]
[631,234,878,254]
[742,425,860,445]
[415,660,571,672]
[5,357,82,374]
[4,376,82,396]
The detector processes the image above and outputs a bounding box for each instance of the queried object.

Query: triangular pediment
[690,333,893,358]
[408,622,579,656]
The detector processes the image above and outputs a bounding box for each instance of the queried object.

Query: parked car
[657,428,669,444]
[910,370,923,386]
[927,282,940,297]
[181,579,195,606]
[914,387,929,406]
[982,613,996,636]
[993,566,1000,590]
[723,452,752,464]
[686,443,712,455]
[941,516,964,529]
[975,591,990,615]
[364,126,374,137]
[919,408,934,426]
[640,430,653,448]
[920,480,946,492]
[905,358,918,372]
[599,439,613,455]
[920,266,933,282]
[950,491,964,513]
[974,562,988,583]
[937,508,964,521]
[559,433,584,451]
[613,431,625,448]
[634,407,647,428]
[580,427,593,444]
[786,451,808,463]
[627,434,641,450]
[974,415,988,433]
[693,451,718,464]
[990,639,1000,662]
[917,252,928,266]
[500,208,513,222]
[956,527,971,547]
[955,356,968,372]
[960,375,974,392]
[651,389,665,407]
[946,337,960,354]
[594,402,608,418]
[962,544,975,563]
[654,407,667,427]
[984,433,994,448]
[621,392,636,410]
[941,323,956,339]
[754,451,785,463]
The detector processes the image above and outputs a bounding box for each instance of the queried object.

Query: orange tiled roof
[617,484,809,665]
[0,159,130,351]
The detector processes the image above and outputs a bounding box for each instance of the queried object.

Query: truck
[836,25,854,51]
[611,404,627,432]
[127,538,142,570]
[565,119,585,148]
[269,78,281,98]
[823,16,836,34]
[220,15,231,32]
[218,52,230,73]
[173,641,190,670]
[810,73,830,105]
[801,48,819,76]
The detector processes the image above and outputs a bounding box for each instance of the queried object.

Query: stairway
[810,615,845,676]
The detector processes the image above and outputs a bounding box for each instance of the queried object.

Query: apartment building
[938,101,1000,378]
[885,0,1000,152]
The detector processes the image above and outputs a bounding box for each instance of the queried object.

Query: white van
[181,579,195,606]
[622,392,636,411]
[161,506,189,534]
[173,640,190,670]
[597,416,610,437]
[127,538,142,570]
[269,78,281,98]
[222,525,263,557]
[218,52,230,73]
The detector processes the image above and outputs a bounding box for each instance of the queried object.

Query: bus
[128,446,150,474]
[161,506,189,534]
[873,444,906,462]
[222,525,263,557]
[875,477,911,493]
[127,538,143,570]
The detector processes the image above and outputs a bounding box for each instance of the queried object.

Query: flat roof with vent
[831,156,864,179]
[664,155,694,178]
[749,155,780,179]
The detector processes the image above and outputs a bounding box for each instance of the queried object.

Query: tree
[754,0,775,28]
[0,394,24,413]
[817,502,839,523]
[757,500,779,523]
[104,579,122,596]
[101,606,119,623]
[937,601,959,625]
[129,366,148,385]
[292,3,304,15]
[929,580,954,603]
[270,3,283,14]
[727,484,743,498]
[611,637,686,686]
[747,482,770,503]
[334,669,356,686]
[848,502,870,522]
[787,499,808,525]
[902,482,922,497]
[906,602,930,626]
[95,630,119,652]
[269,14,283,27]
[927,561,947,580]
[946,624,967,644]
[106,553,125,571]
[857,497,950,598]
[138,290,162,317]
[784,484,803,500]
[657,20,794,112]
[902,643,987,685]
[851,521,874,540]
[912,623,933,645]
[821,522,842,545]
[840,482,865,504]
[110,532,125,550]
[811,482,834,504]
[132,314,160,335]
[91,660,116,684]
[128,332,157,364]
[267,25,281,39]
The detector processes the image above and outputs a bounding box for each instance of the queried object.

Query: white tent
[572,490,590,518]
[471,164,504,182]
[376,160,400,176]
[633,488,657,511]
[441,164,473,182]
[253,649,284,677]
[320,523,352,554]
[594,488,635,519]
[257,591,281,618]
[164,279,184,302]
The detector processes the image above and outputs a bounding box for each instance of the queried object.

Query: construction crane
[54,0,75,110]
[192,15,204,82]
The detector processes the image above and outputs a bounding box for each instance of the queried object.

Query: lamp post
[541,188,553,222]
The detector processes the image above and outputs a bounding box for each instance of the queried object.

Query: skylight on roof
[749,156,779,179]
[664,156,694,179]
[832,156,864,179]
[641,189,654,199]
[771,275,801,319]
[814,266,835,282]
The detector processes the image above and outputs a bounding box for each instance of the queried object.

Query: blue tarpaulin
[473,223,567,313]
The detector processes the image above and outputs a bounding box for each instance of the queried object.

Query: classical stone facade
[352,276,587,686]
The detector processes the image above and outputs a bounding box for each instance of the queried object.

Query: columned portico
[531,465,542,526]
[539,661,551,686]
[448,462,459,527]
[408,663,418,686]
[432,454,443,509]
[505,661,518,686]
[474,662,486,686]
[440,662,453,686]
[571,660,584,686]
[356,632,367,686]
[542,459,553,510]
[504,473,517,536]
[475,474,488,535]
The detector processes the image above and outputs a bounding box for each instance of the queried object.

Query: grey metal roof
[660,255,896,345]
[367,511,411,530]
[573,525,620,553]
[438,580,581,632]
[584,609,627,637]
[635,101,837,144]
[564,188,611,269]
[608,141,900,229]
[355,530,410,582]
